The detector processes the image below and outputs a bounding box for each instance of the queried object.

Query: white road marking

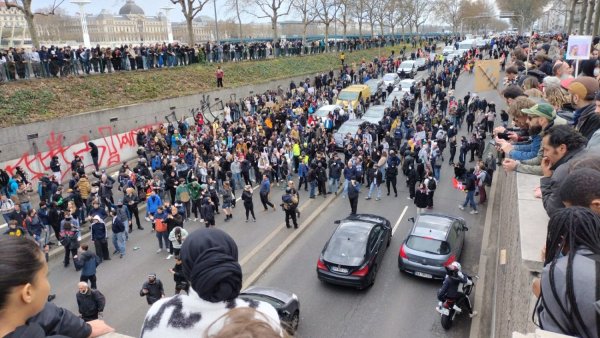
[392,206,408,236]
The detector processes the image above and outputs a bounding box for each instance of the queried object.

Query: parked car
[447,52,462,61]
[399,79,416,93]
[313,104,346,127]
[317,214,392,289]
[414,58,427,71]
[382,73,400,87]
[362,105,386,124]
[333,119,367,149]
[442,45,456,56]
[397,60,417,79]
[398,213,468,279]
[384,89,409,108]
[365,78,384,98]
[240,286,300,335]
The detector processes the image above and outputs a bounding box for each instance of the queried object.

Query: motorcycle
[436,275,479,330]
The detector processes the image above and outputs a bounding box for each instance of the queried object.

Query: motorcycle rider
[436,262,478,318]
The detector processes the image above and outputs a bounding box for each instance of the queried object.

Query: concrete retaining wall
[493,172,538,337]
[0,71,322,182]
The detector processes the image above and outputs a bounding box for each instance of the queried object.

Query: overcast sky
[33,0,274,23]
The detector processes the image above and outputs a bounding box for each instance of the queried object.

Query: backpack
[427,178,437,190]
[484,170,493,186]
[154,218,167,232]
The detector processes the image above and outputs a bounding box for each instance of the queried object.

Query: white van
[457,39,477,54]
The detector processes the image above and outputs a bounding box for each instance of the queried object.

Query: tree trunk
[302,21,308,46]
[25,12,39,49]
[568,0,578,33]
[594,0,600,34]
[380,23,384,37]
[324,23,329,52]
[236,0,243,41]
[358,21,363,39]
[587,0,595,33]
[370,22,374,37]
[186,17,195,45]
[272,17,278,41]
[579,0,588,33]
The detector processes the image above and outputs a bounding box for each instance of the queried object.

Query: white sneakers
[458,205,465,210]
[470,210,479,215]
[469,311,478,318]
[166,255,173,260]
[156,248,162,253]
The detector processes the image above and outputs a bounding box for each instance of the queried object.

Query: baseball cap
[521,103,556,120]
[567,76,599,100]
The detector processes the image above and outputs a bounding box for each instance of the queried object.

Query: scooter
[435,275,479,330]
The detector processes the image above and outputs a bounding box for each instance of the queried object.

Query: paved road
[46,70,491,337]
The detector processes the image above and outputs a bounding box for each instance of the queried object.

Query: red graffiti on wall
[4,123,158,182]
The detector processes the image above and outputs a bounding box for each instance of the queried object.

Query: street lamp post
[160,6,174,43]
[71,0,91,47]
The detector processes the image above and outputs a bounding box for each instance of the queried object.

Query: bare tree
[408,0,430,33]
[171,0,211,44]
[398,0,413,34]
[586,0,595,34]
[310,0,338,51]
[225,0,246,40]
[244,0,292,41]
[291,0,316,45]
[336,0,351,38]
[364,0,379,37]
[434,0,462,33]
[349,0,367,38]
[384,0,401,36]
[4,0,65,48]
[374,0,388,37]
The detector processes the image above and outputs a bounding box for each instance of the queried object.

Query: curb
[242,188,341,289]
[469,168,500,338]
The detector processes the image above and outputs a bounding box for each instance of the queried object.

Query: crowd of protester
[0,35,443,82]
[6,31,600,337]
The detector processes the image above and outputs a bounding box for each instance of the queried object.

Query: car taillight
[399,244,408,259]
[443,254,456,267]
[352,264,369,277]
[317,257,328,271]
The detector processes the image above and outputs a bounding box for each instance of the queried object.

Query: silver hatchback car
[398,213,468,279]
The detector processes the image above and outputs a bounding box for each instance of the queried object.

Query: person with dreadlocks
[533,207,600,338]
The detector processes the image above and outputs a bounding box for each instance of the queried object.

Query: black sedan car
[317,214,392,289]
[239,286,300,335]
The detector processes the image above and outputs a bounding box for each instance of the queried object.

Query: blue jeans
[433,166,441,181]
[20,201,33,213]
[342,179,349,198]
[368,182,381,199]
[329,177,340,194]
[233,173,242,189]
[112,232,126,255]
[462,190,477,210]
[309,181,317,197]
[156,231,169,249]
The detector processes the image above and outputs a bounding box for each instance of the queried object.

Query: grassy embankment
[0,45,405,127]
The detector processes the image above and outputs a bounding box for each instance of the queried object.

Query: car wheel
[290,310,300,333]
[369,264,378,286]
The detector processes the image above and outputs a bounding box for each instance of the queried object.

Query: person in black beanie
[140,228,282,338]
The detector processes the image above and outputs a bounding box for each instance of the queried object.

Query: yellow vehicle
[336,85,371,110]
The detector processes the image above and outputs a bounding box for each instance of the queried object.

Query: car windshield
[400,62,414,69]
[324,226,368,266]
[400,82,413,90]
[240,294,283,307]
[383,74,396,81]
[338,91,359,101]
[406,235,450,255]
[337,123,358,135]
[315,108,332,118]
